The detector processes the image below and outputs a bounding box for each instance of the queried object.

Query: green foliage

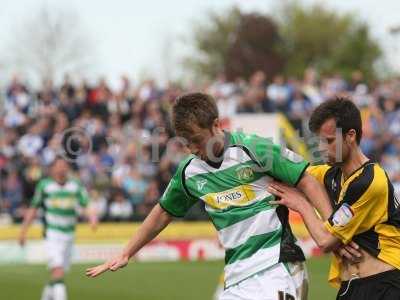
[277,1,382,79]
[225,13,285,80]
[186,2,382,80]
[184,7,241,80]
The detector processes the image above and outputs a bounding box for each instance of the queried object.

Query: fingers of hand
[270,181,289,191]
[86,264,108,277]
[337,246,362,263]
[269,200,282,206]
[344,244,362,258]
[267,186,283,197]
[110,260,124,271]
[348,241,360,250]
[337,248,354,261]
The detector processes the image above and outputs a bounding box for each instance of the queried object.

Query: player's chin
[326,159,336,166]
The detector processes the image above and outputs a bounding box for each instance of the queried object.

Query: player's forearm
[298,201,339,252]
[20,208,37,234]
[121,204,172,259]
[297,172,332,220]
[84,206,98,223]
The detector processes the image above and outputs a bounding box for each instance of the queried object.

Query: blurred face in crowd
[317,118,356,166]
[51,158,70,183]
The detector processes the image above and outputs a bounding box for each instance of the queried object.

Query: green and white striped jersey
[160,131,308,287]
[31,177,89,236]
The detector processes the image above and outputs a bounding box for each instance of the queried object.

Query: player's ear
[211,118,221,134]
[346,129,357,144]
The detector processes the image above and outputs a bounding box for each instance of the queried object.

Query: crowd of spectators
[0,68,399,224]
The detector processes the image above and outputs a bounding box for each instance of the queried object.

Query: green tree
[185,7,284,81]
[184,7,241,80]
[225,13,284,81]
[277,1,382,79]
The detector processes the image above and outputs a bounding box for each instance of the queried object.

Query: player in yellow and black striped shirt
[268,97,400,300]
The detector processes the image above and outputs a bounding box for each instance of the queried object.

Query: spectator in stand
[89,189,108,221]
[267,75,291,112]
[287,88,313,134]
[17,121,44,158]
[108,189,133,222]
[2,169,24,222]
[122,167,148,206]
[136,179,160,220]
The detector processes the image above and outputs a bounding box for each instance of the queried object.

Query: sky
[0,0,399,87]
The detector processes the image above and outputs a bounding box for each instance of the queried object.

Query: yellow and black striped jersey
[308,161,400,287]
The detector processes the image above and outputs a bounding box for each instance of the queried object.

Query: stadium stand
[1,70,399,224]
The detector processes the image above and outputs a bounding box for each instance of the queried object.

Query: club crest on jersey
[332,203,354,226]
[235,166,254,181]
[197,179,207,191]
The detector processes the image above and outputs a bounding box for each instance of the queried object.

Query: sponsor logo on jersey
[203,185,255,209]
[332,203,354,226]
[235,166,254,181]
[47,197,76,209]
[216,190,244,204]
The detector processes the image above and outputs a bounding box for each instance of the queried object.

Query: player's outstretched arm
[86,203,173,278]
[297,172,333,220]
[18,207,37,247]
[268,182,339,252]
[269,181,362,262]
[84,205,99,232]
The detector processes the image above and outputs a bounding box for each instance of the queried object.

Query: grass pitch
[0,256,336,299]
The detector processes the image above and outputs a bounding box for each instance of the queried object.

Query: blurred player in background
[268,98,400,299]
[86,92,334,300]
[19,156,98,300]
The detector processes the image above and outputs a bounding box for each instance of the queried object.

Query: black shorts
[336,269,400,300]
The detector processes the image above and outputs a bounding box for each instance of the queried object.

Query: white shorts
[219,262,308,300]
[45,231,74,271]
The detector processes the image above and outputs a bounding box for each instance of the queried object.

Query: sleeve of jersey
[159,171,198,218]
[250,135,309,186]
[324,165,387,244]
[31,180,44,208]
[306,164,331,184]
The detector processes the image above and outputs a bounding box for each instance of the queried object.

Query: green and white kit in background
[160,131,309,300]
[31,177,89,270]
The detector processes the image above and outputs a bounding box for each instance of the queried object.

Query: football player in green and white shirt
[86,93,332,300]
[19,157,98,300]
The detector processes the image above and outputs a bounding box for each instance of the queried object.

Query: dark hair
[309,97,362,144]
[172,92,218,134]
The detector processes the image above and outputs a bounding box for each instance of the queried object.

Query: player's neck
[341,148,369,180]
[204,131,226,168]
[53,175,68,185]
[215,132,226,157]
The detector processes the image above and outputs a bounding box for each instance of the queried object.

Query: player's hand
[86,253,129,278]
[18,233,26,247]
[267,181,307,213]
[89,215,98,232]
[335,241,362,264]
